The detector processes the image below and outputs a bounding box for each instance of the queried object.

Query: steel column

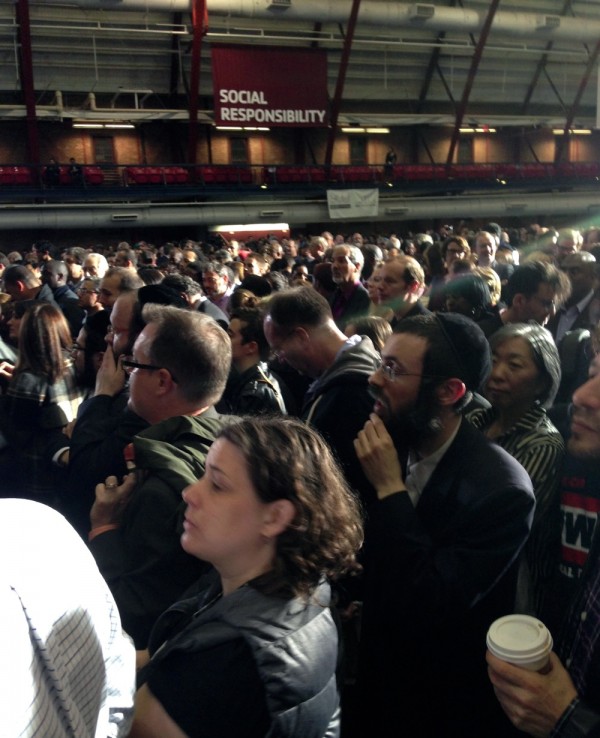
[15,0,39,166]
[187,0,207,164]
[555,39,600,163]
[324,0,361,167]
[446,0,500,166]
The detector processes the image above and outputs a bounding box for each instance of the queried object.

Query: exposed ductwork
[32,1,600,44]
[211,1,600,45]
[1,190,599,230]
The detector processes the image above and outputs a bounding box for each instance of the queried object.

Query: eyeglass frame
[121,359,179,384]
[270,327,299,361]
[375,358,447,383]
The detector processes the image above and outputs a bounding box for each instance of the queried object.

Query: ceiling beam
[555,38,600,163]
[15,0,39,166]
[522,0,573,113]
[187,0,207,165]
[446,0,500,166]
[324,0,361,167]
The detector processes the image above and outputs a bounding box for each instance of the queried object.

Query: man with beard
[487,354,600,737]
[328,243,370,329]
[353,313,535,738]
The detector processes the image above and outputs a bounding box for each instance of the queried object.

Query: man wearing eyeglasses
[85,304,232,648]
[351,313,535,738]
[264,286,379,510]
[478,261,571,338]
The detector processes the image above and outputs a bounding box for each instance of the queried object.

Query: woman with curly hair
[131,416,363,738]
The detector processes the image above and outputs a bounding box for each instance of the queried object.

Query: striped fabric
[468,405,565,615]
[1,499,135,737]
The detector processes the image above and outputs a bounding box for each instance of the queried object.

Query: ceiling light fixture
[215,126,270,132]
[553,128,592,135]
[459,127,496,133]
[73,122,134,129]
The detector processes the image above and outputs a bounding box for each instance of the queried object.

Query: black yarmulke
[435,312,492,393]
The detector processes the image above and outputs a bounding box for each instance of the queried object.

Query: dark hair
[218,417,363,599]
[103,266,144,293]
[142,304,231,406]
[441,235,471,260]
[138,283,188,309]
[506,261,571,307]
[386,256,426,288]
[16,302,71,382]
[266,286,332,331]
[80,277,101,293]
[12,298,38,319]
[394,313,492,406]
[202,261,230,279]
[423,243,445,278]
[346,315,392,353]
[240,275,272,298]
[489,323,561,407]
[79,310,110,388]
[265,270,289,292]
[444,273,492,317]
[311,262,335,292]
[137,267,164,286]
[230,306,270,361]
[228,288,261,312]
[65,246,87,265]
[162,273,201,297]
[116,248,138,268]
[4,264,39,288]
[43,259,70,281]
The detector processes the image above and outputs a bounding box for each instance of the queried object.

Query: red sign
[212,45,329,127]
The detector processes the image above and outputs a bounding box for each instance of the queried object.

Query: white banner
[326,188,379,220]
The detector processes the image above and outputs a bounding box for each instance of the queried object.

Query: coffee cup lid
[487,615,552,663]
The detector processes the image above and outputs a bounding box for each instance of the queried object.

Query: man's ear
[512,293,525,311]
[436,378,466,406]
[157,367,177,394]
[262,499,296,539]
[294,326,311,346]
[243,339,259,357]
[407,280,425,298]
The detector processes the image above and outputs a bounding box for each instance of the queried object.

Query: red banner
[212,45,329,127]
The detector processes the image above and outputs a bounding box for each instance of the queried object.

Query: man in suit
[353,313,535,738]
[548,251,599,345]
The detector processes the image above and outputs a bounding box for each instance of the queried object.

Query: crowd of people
[2,220,600,737]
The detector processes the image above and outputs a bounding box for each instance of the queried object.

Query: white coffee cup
[487,614,553,672]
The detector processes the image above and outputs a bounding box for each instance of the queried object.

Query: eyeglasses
[375,359,444,383]
[121,359,179,383]
[270,329,297,361]
[77,288,98,295]
[531,295,556,310]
